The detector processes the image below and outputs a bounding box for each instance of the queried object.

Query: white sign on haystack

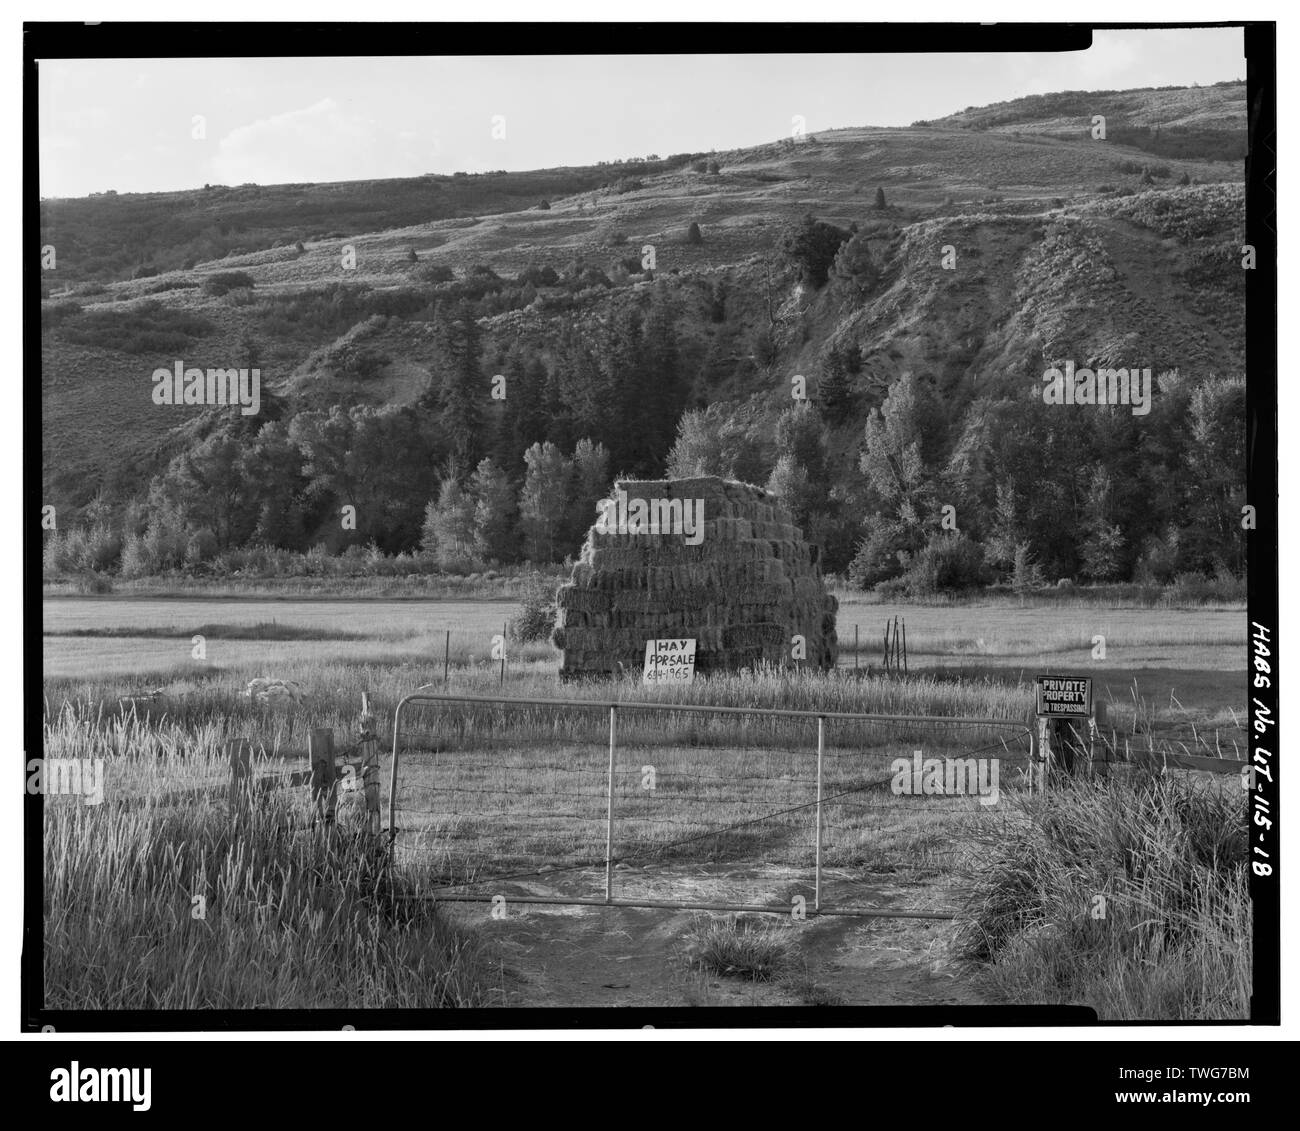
[642,638,697,684]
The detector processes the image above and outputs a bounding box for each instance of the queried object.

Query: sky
[37,28,1245,198]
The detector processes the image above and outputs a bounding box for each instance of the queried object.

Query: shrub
[1011,541,1046,595]
[518,263,559,287]
[69,572,113,594]
[535,199,551,210]
[577,267,612,289]
[44,525,122,574]
[132,264,159,279]
[830,234,879,292]
[42,531,74,576]
[419,264,455,284]
[41,301,83,331]
[201,271,256,297]
[900,534,989,595]
[682,914,798,981]
[509,572,558,643]
[118,533,152,579]
[686,221,703,245]
[333,344,391,381]
[1134,525,1184,585]
[1166,570,1243,605]
[779,214,851,288]
[185,527,220,565]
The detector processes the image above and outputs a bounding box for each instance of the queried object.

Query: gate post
[227,737,252,812]
[605,705,617,904]
[358,695,381,837]
[815,716,825,912]
[310,728,338,827]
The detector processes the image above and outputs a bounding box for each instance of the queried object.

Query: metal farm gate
[386,693,1035,920]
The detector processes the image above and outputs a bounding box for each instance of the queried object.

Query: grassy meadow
[40,592,1249,1017]
[956,769,1250,1020]
[43,711,490,1010]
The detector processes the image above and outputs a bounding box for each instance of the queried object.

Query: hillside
[37,156,701,286]
[919,81,1246,161]
[39,81,1248,589]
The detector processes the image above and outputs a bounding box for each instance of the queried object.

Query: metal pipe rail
[386,691,1034,917]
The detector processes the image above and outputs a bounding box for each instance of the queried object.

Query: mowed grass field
[43,593,1248,741]
[40,593,1250,1017]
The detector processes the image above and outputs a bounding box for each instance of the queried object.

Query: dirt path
[440,866,991,1009]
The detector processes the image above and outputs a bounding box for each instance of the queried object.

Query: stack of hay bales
[553,476,838,679]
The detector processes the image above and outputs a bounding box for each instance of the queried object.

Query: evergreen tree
[432,301,485,468]
[243,422,308,549]
[1080,465,1126,580]
[602,306,649,471]
[470,458,518,564]
[779,213,851,288]
[554,319,607,451]
[638,288,687,472]
[819,350,853,413]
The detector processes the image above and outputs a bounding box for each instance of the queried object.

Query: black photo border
[23,19,1278,1035]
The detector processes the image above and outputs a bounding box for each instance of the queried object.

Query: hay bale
[554,475,839,680]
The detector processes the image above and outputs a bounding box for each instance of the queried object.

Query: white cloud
[212,97,429,185]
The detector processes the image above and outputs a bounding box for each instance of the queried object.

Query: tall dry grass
[955,769,1250,1020]
[42,709,489,1010]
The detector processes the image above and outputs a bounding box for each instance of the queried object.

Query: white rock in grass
[243,677,303,704]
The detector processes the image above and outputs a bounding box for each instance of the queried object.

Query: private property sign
[1035,675,1093,718]
[643,638,697,684]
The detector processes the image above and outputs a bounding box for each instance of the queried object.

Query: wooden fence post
[1037,716,1091,787]
[358,696,381,838]
[227,738,252,811]
[1034,717,1052,794]
[309,728,338,827]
